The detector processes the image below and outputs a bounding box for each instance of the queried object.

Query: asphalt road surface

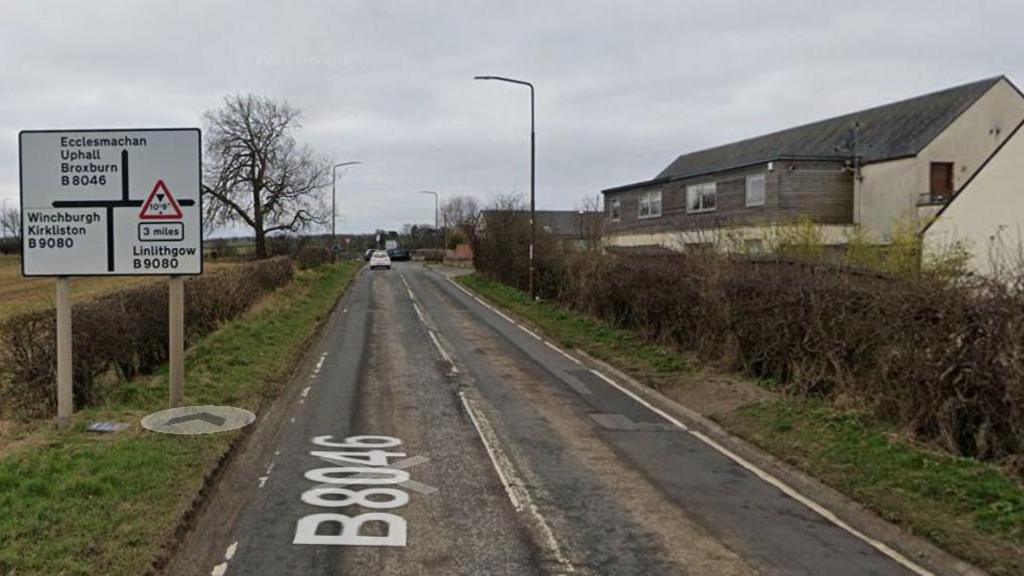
[168,262,929,576]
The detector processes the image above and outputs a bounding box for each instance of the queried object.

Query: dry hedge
[0,256,294,419]
[476,241,1024,464]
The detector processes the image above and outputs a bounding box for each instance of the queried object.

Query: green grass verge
[458,272,1024,576]
[0,262,360,576]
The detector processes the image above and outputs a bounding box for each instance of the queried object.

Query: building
[478,210,604,250]
[602,76,1024,259]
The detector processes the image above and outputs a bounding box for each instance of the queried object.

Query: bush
[0,257,294,419]
[296,245,332,270]
[477,229,1024,466]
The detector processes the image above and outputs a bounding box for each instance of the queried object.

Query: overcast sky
[2,0,1022,234]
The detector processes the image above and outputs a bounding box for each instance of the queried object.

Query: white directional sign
[19,128,202,276]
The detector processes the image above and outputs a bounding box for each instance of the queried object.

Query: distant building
[478,210,604,250]
[601,76,1024,268]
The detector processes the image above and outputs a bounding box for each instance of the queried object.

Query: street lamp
[332,161,361,259]
[418,191,440,262]
[474,74,537,300]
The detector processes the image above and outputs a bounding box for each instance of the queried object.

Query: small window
[745,174,766,207]
[609,198,621,221]
[930,162,954,202]
[638,191,662,219]
[686,182,717,213]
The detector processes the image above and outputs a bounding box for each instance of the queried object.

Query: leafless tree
[1,204,21,240]
[202,94,331,259]
[576,193,604,251]
[440,195,482,246]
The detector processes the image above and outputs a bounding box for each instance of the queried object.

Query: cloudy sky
[2,0,1022,234]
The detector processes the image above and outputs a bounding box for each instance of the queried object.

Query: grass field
[0,261,360,575]
[0,255,240,322]
[458,273,1024,576]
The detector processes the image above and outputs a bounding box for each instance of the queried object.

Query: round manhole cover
[141,405,255,435]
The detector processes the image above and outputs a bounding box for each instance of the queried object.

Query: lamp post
[474,75,536,300]
[332,161,361,260]
[418,191,440,261]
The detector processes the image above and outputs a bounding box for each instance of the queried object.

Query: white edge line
[211,562,227,576]
[452,275,931,576]
[589,369,932,576]
[458,392,576,572]
[545,340,581,364]
[225,541,238,561]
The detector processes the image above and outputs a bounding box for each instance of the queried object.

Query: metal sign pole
[168,276,184,408]
[55,276,72,428]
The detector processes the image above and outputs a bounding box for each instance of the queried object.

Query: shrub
[0,257,294,419]
[477,227,1024,466]
[296,245,332,270]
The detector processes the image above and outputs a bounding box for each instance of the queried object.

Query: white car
[369,250,391,270]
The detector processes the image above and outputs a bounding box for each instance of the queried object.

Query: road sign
[19,128,202,276]
[141,405,256,435]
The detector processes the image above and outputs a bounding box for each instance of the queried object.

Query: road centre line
[412,302,428,325]
[450,274,933,576]
[427,330,459,375]
[459,391,576,572]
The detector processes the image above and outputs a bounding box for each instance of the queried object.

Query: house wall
[604,160,851,240]
[856,78,1024,241]
[923,121,1024,277]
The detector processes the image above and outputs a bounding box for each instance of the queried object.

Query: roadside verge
[456,272,1023,576]
[0,261,361,576]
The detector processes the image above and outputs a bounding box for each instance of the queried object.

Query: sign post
[19,128,202,423]
[55,276,72,427]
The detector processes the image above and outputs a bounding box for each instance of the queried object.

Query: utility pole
[474,75,536,300]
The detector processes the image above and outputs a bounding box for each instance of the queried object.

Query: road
[167,262,927,576]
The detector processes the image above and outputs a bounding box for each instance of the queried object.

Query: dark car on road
[387,248,411,261]
[363,249,375,262]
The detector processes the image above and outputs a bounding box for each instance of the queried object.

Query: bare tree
[202,94,331,259]
[1,204,21,241]
[576,194,604,251]
[440,195,482,244]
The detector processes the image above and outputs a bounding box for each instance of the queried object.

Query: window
[609,198,621,221]
[638,191,662,219]
[686,182,717,212]
[745,174,766,207]
[930,162,954,202]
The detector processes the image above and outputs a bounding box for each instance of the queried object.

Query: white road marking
[460,391,575,572]
[412,302,428,325]
[400,273,416,300]
[313,354,326,374]
[591,366,932,575]
[211,562,227,576]
[258,476,268,488]
[301,386,311,399]
[427,330,459,374]
[452,275,934,576]
[544,340,581,364]
[225,542,238,561]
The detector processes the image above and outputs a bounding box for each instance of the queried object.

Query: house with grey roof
[601,76,1024,258]
[478,209,603,249]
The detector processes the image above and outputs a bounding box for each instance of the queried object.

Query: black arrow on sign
[51,149,195,271]
[164,411,227,427]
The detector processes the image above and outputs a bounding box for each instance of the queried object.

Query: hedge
[0,257,294,419]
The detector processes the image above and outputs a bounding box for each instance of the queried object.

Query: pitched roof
[606,76,1007,192]
[480,210,602,237]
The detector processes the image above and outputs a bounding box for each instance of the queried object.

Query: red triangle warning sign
[139,180,184,220]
